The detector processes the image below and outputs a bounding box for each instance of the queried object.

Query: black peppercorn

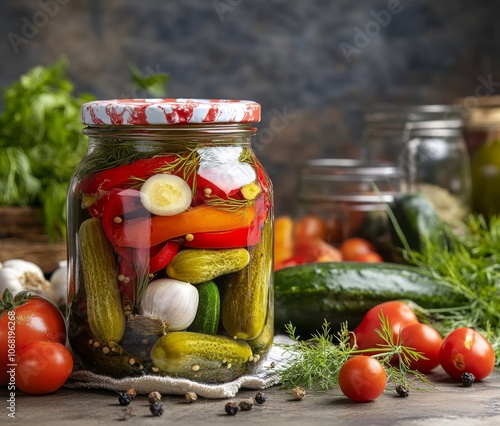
[118,391,132,406]
[254,391,267,404]
[225,402,239,416]
[395,385,409,397]
[461,372,476,387]
[150,401,164,417]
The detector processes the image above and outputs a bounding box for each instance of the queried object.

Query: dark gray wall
[2,0,500,214]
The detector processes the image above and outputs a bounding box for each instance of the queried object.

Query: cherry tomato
[353,251,383,263]
[16,340,73,394]
[400,323,443,372]
[338,356,387,402]
[0,292,67,386]
[340,238,375,261]
[439,327,495,380]
[353,301,419,351]
[294,214,328,241]
[293,237,342,263]
[274,255,306,271]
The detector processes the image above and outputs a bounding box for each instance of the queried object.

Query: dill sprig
[205,195,255,212]
[400,214,500,366]
[275,314,431,392]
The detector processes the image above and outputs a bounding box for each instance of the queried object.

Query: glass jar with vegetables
[361,104,461,165]
[67,99,273,383]
[401,119,471,228]
[292,159,401,263]
[462,96,500,219]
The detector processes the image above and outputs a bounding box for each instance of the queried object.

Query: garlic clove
[2,259,45,279]
[0,258,53,301]
[140,278,199,331]
[49,260,68,308]
[0,268,26,296]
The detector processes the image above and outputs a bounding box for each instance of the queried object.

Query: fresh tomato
[15,340,73,394]
[353,251,383,263]
[340,238,375,261]
[400,323,443,372]
[0,291,67,387]
[293,237,342,263]
[353,301,419,351]
[439,327,495,381]
[274,255,306,271]
[294,214,328,241]
[338,356,387,402]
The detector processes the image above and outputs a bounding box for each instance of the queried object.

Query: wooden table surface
[2,368,499,426]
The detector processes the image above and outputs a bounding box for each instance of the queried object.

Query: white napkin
[65,335,292,399]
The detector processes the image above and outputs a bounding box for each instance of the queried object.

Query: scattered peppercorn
[225,402,239,416]
[461,372,476,387]
[185,391,198,403]
[148,391,162,403]
[126,388,137,400]
[395,385,410,397]
[118,391,132,406]
[239,398,254,411]
[254,391,267,404]
[150,401,164,417]
[291,386,306,400]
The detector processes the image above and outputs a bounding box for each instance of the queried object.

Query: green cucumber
[187,281,220,335]
[274,261,464,338]
[389,193,449,253]
[151,331,253,383]
[221,218,273,341]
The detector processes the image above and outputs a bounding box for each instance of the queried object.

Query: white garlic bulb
[140,278,199,331]
[0,259,52,299]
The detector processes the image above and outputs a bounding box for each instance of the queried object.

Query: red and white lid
[81,98,261,125]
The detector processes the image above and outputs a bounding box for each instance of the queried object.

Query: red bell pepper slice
[184,225,261,249]
[101,188,151,249]
[77,155,177,195]
[115,204,257,248]
[149,241,181,273]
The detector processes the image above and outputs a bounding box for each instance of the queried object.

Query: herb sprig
[275,315,430,392]
[402,214,500,365]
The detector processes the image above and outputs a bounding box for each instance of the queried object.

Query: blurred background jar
[462,96,500,220]
[293,159,401,262]
[361,104,470,230]
[361,104,461,166]
[401,118,471,230]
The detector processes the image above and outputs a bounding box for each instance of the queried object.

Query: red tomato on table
[0,291,67,386]
[400,323,443,372]
[353,301,419,351]
[339,356,387,402]
[439,327,495,380]
[16,340,73,394]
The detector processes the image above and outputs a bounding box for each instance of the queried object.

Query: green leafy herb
[0,58,94,240]
[275,315,430,392]
[129,65,169,98]
[402,214,500,366]
[0,59,170,241]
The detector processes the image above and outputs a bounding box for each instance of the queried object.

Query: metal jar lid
[81,98,261,126]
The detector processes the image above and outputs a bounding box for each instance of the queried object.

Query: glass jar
[401,119,471,225]
[67,99,273,383]
[361,104,462,165]
[462,96,500,219]
[295,159,401,260]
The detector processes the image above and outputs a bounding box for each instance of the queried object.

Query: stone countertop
[2,368,499,426]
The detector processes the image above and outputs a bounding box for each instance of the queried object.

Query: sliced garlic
[140,278,199,331]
